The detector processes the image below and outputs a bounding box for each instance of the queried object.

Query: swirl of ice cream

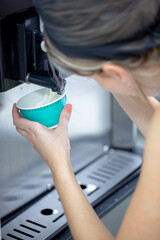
[34,88,59,107]
[16,88,62,110]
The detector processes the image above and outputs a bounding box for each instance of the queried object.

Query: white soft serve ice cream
[17,88,61,109]
[34,88,59,107]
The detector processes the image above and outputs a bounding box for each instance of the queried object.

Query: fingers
[16,127,28,138]
[13,103,72,135]
[58,104,72,130]
[12,104,36,131]
[12,103,22,119]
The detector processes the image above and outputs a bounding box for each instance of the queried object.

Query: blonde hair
[33,0,160,106]
[45,33,160,107]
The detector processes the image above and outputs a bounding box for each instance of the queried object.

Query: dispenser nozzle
[25,73,66,94]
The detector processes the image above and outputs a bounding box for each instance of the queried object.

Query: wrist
[46,149,70,169]
[50,156,74,184]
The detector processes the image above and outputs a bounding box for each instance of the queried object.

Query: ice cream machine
[0,2,139,239]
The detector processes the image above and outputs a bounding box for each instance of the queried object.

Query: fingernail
[64,104,72,113]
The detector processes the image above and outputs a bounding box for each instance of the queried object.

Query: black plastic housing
[0,6,66,93]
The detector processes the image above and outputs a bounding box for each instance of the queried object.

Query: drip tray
[2,149,142,240]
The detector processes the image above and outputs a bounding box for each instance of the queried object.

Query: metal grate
[26,220,46,228]
[5,219,48,239]
[2,149,142,240]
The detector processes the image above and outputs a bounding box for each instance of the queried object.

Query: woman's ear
[101,63,133,86]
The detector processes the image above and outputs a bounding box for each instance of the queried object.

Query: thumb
[58,104,72,129]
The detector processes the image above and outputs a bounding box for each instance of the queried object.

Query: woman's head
[33,0,160,97]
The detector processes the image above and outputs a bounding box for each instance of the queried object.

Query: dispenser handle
[25,73,66,94]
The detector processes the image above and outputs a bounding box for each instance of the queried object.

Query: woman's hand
[12,103,72,170]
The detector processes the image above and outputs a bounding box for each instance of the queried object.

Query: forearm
[116,107,160,240]
[51,160,114,240]
[113,94,159,137]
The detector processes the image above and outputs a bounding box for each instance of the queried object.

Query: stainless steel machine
[0,1,142,239]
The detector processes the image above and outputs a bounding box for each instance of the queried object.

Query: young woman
[12,1,160,239]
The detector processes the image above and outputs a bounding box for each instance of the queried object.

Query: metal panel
[0,0,32,19]
[2,150,142,240]
[110,95,137,150]
[66,75,111,139]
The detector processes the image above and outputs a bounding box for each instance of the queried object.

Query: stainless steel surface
[0,83,42,182]
[2,150,141,239]
[111,95,137,149]
[0,137,106,219]
[0,75,111,218]
[66,75,111,139]
[101,194,133,237]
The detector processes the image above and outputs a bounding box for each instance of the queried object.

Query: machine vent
[110,156,129,164]
[87,154,131,184]
[53,213,64,222]
[13,229,34,238]
[92,171,110,180]
[6,220,46,239]
[20,224,40,233]
[107,161,124,169]
[88,175,106,183]
[102,164,119,173]
[97,167,115,176]
[26,220,46,228]
[7,234,23,240]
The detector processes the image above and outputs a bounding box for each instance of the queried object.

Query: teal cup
[16,88,67,128]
